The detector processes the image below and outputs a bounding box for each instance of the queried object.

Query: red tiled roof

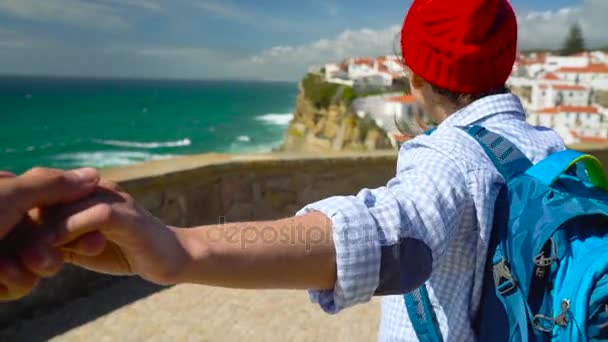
[580,136,608,144]
[536,107,559,114]
[552,84,587,91]
[536,106,599,114]
[386,95,417,104]
[538,83,586,91]
[557,64,608,73]
[353,58,374,67]
[542,73,560,80]
[517,60,544,66]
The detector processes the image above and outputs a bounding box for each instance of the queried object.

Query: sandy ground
[1,278,380,342]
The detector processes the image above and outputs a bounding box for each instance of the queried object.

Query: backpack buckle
[533,299,570,332]
[494,259,516,295]
[534,238,559,278]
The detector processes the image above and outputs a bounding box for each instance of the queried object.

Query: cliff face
[281,74,392,153]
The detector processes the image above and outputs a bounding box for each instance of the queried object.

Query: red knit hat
[401,0,517,95]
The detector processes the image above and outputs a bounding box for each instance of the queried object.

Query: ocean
[0,77,298,174]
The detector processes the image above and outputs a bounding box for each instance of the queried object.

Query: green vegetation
[342,86,356,104]
[561,23,586,56]
[302,73,356,107]
[301,72,411,108]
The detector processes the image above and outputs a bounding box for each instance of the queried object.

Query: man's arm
[172,212,336,290]
[43,184,337,290]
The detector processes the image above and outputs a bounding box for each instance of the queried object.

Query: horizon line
[0,73,299,83]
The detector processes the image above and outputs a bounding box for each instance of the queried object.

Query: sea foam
[91,138,192,149]
[255,113,293,126]
[51,151,175,168]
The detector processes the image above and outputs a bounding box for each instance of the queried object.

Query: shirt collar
[439,94,526,128]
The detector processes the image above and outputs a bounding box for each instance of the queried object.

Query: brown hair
[393,81,511,136]
[429,83,511,109]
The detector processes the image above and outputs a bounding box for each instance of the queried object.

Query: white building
[513,53,548,78]
[324,63,346,78]
[385,95,418,120]
[531,83,590,109]
[544,55,590,72]
[354,73,393,87]
[347,58,376,79]
[590,51,608,64]
[555,65,608,85]
[529,105,603,131]
[376,57,406,76]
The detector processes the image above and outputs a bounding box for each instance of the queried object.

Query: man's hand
[0,167,99,300]
[40,180,188,286]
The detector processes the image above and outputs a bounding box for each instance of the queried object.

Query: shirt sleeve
[297,142,470,314]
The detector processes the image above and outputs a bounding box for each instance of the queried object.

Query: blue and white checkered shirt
[297,94,565,341]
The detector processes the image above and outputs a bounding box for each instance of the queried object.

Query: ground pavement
[0,277,380,341]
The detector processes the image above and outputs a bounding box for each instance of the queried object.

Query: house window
[569,92,574,97]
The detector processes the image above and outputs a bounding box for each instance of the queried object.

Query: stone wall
[0,151,397,326]
[3,146,608,327]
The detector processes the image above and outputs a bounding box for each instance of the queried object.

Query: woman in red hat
[16,0,566,340]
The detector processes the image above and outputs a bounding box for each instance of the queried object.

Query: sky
[0,0,605,81]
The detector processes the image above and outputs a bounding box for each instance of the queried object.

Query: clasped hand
[0,167,187,301]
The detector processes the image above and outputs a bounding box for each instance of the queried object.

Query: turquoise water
[0,77,298,174]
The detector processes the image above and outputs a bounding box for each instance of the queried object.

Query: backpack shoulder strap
[462,126,533,181]
[404,125,533,342]
[404,286,443,342]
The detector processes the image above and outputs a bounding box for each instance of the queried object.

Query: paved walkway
[1,278,380,341]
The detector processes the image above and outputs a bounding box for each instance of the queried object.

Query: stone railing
[3,146,608,327]
[0,151,397,326]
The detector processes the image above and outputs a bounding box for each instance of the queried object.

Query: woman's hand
[0,167,99,300]
[40,180,189,285]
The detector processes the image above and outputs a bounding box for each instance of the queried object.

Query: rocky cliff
[280,73,392,152]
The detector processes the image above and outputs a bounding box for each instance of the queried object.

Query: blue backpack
[404,126,608,341]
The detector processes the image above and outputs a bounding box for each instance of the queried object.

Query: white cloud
[0,0,606,80]
[237,0,608,80]
[0,0,130,31]
[237,25,401,80]
[517,0,607,49]
[0,28,29,48]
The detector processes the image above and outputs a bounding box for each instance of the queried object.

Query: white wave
[255,113,293,126]
[236,135,251,142]
[51,151,175,168]
[91,138,192,149]
[25,146,36,152]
